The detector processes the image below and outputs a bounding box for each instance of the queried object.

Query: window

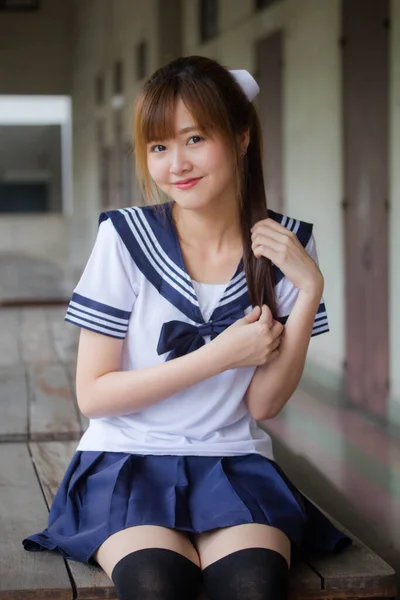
[114,60,123,95]
[136,41,148,81]
[255,0,280,10]
[199,0,218,42]
[95,74,104,106]
[0,0,39,10]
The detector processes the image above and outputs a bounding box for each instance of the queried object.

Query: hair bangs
[139,83,177,144]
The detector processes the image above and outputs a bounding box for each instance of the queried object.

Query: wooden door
[342,0,390,420]
[255,30,284,213]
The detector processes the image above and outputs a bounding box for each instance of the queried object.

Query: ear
[237,127,250,156]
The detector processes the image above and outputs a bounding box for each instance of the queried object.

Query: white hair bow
[229,69,260,102]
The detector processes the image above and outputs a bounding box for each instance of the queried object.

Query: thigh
[94,525,201,578]
[193,523,291,570]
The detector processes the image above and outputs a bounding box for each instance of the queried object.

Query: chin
[171,195,213,212]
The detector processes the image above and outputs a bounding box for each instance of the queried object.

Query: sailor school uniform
[22,201,351,564]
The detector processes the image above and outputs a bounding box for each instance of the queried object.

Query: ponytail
[239,105,278,318]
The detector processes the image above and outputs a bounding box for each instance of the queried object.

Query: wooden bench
[0,441,396,600]
[0,307,397,598]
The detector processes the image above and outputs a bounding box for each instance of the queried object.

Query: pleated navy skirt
[22,451,351,564]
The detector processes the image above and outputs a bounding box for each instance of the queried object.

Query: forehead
[149,98,198,143]
[143,90,219,144]
[173,97,194,123]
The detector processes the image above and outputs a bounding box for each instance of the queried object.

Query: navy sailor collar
[99,202,250,324]
[99,202,313,325]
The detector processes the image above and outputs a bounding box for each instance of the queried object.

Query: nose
[169,146,192,175]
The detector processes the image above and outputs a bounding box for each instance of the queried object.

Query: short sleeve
[275,233,329,337]
[65,218,138,339]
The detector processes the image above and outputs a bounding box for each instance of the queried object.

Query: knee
[111,547,203,600]
[202,547,289,600]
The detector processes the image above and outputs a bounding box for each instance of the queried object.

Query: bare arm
[76,329,224,419]
[245,283,323,421]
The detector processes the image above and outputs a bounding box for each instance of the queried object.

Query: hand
[210,305,284,371]
[251,219,323,294]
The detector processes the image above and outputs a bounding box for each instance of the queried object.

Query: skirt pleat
[22,451,352,564]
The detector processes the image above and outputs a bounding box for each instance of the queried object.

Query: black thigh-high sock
[202,547,289,600]
[111,547,203,600]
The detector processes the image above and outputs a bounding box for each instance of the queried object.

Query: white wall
[284,0,343,375]
[0,0,72,95]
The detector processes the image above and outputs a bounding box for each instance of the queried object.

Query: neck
[171,200,242,255]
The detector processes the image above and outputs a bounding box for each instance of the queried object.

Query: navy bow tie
[157,305,245,361]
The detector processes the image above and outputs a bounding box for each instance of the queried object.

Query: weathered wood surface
[30,442,321,599]
[0,307,83,442]
[306,506,396,598]
[0,253,73,307]
[0,365,28,442]
[0,443,72,599]
[30,441,397,600]
[0,306,396,599]
[20,308,58,365]
[28,363,82,441]
[65,359,89,432]
[0,310,21,367]
[0,439,396,600]
[30,441,122,599]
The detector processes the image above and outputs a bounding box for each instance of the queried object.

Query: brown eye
[149,144,166,153]
[187,136,204,145]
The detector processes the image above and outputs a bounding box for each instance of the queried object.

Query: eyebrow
[178,126,198,135]
[147,126,199,145]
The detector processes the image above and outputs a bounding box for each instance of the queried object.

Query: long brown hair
[133,55,278,317]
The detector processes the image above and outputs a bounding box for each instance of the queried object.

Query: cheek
[207,147,235,182]
[147,157,167,184]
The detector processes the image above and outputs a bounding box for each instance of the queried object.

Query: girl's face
[146,97,237,212]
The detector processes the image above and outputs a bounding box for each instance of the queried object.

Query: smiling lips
[174,177,202,189]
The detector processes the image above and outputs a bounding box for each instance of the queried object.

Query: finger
[252,224,293,245]
[243,306,261,323]
[269,349,280,362]
[270,336,281,351]
[252,241,283,262]
[253,218,294,235]
[252,219,294,237]
[258,304,273,328]
[271,320,285,336]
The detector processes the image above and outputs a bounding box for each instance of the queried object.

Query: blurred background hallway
[0,0,399,592]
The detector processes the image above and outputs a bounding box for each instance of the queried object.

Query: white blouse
[65,201,329,459]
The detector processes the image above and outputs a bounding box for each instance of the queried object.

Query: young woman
[23,55,351,600]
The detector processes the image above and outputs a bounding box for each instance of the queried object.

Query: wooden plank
[66,360,89,433]
[28,363,82,441]
[47,311,88,434]
[0,253,71,305]
[305,503,396,598]
[47,307,79,364]
[30,441,322,599]
[0,365,28,441]
[309,543,396,597]
[19,308,55,365]
[29,441,78,504]
[0,309,21,367]
[288,561,322,594]
[0,443,72,599]
[30,441,115,599]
